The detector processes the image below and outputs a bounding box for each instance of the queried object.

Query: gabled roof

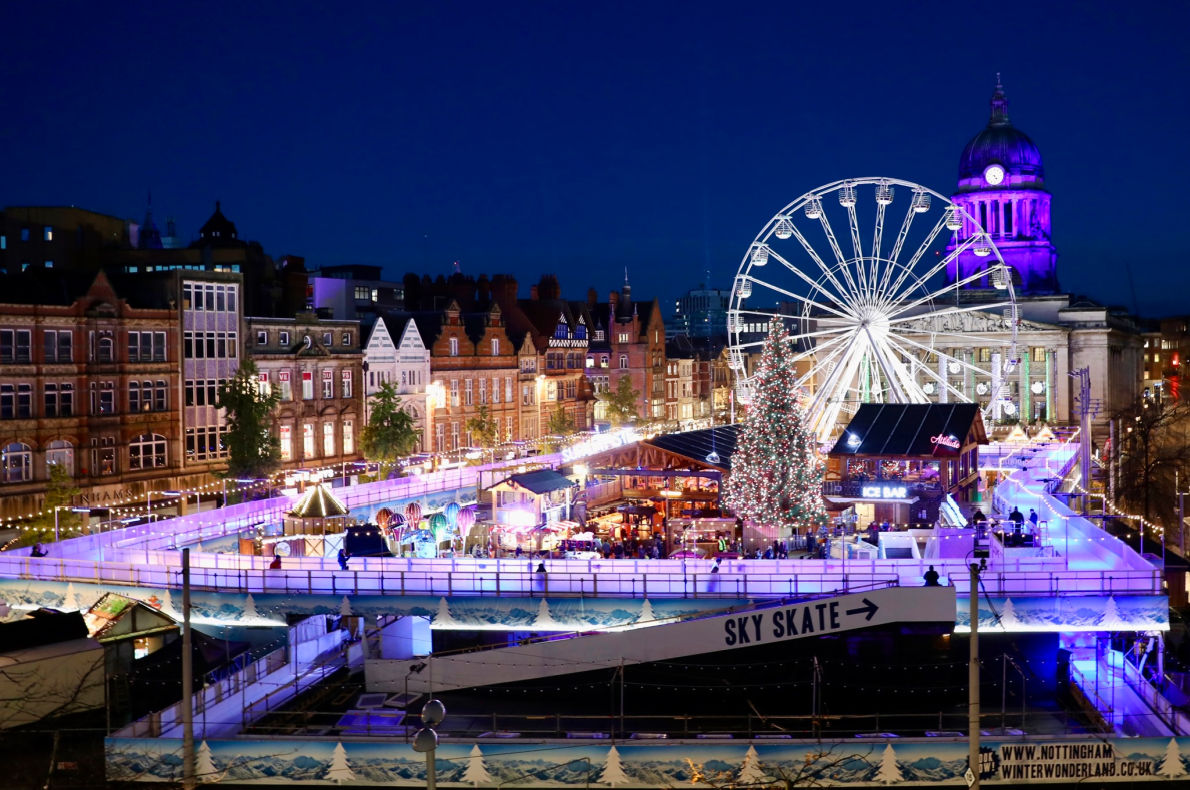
[504,469,576,495]
[829,403,987,457]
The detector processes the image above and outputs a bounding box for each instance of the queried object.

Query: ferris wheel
[727,177,1018,441]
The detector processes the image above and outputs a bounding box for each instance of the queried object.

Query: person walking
[337,548,350,571]
[923,565,941,586]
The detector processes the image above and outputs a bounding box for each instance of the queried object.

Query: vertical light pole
[181,548,195,790]
[968,560,982,790]
[412,698,446,790]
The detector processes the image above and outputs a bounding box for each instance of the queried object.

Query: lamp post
[412,697,445,790]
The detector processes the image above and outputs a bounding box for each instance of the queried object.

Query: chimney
[609,291,618,313]
[530,285,539,300]
[587,287,597,306]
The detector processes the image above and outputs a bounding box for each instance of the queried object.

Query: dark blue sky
[5,2,1188,315]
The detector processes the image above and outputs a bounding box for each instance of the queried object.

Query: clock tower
[947,77,1059,294]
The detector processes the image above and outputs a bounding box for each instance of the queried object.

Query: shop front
[825,403,988,529]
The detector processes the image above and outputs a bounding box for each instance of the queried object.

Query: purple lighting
[947,77,1059,295]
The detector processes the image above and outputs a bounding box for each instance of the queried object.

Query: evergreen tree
[1159,737,1186,777]
[21,463,82,547]
[324,742,356,784]
[722,322,828,535]
[361,382,420,475]
[216,358,281,479]
[461,743,492,786]
[875,743,903,784]
[598,376,640,426]
[195,740,218,783]
[637,599,656,624]
[737,745,767,784]
[434,597,457,626]
[598,745,630,786]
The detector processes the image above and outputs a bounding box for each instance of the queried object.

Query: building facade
[0,272,181,519]
[363,314,432,452]
[246,314,363,473]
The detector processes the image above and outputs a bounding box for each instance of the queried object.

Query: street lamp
[412,697,446,790]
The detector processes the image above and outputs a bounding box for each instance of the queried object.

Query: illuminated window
[342,419,354,454]
[128,433,167,470]
[323,422,335,456]
[302,423,315,457]
[279,425,292,460]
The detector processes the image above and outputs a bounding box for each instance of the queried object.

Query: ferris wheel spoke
[807,339,868,420]
[790,332,855,379]
[863,329,911,403]
[886,267,1002,320]
[745,273,855,321]
[887,200,918,273]
[884,235,982,310]
[880,334,963,402]
[879,212,950,313]
[782,223,862,307]
[894,333,996,380]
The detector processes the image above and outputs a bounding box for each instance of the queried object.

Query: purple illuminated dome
[948,76,1059,295]
[957,80,1045,183]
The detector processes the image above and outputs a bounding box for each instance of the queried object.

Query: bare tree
[1113,396,1190,529]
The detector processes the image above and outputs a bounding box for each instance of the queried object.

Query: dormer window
[491,338,499,355]
[554,319,569,340]
[449,337,459,356]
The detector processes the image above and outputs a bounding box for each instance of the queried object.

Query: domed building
[947,77,1058,295]
[897,78,1144,440]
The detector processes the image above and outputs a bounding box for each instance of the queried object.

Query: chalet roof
[645,424,739,470]
[829,403,987,457]
[503,469,576,495]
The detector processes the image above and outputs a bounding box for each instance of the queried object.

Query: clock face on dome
[984,164,1005,186]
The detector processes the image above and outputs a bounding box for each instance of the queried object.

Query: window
[546,381,557,401]
[154,379,167,411]
[354,286,371,301]
[341,369,353,398]
[522,383,533,405]
[93,381,115,414]
[43,382,73,417]
[505,377,512,402]
[1,442,32,482]
[97,334,114,362]
[978,347,992,363]
[0,329,32,363]
[479,378,487,404]
[20,228,29,242]
[601,354,609,368]
[323,422,335,456]
[9,383,33,418]
[451,422,459,450]
[91,436,116,475]
[491,377,499,404]
[342,332,351,346]
[554,320,569,339]
[618,332,630,344]
[45,439,74,476]
[491,338,499,355]
[279,331,290,346]
[619,354,629,369]
[450,379,459,407]
[1031,346,1047,363]
[280,425,293,461]
[322,370,334,398]
[302,371,314,400]
[323,332,333,346]
[435,423,444,453]
[505,416,514,441]
[44,260,53,269]
[44,330,72,362]
[257,330,268,345]
[575,324,586,340]
[129,433,167,470]
[278,371,292,400]
[43,226,53,241]
[464,379,473,406]
[302,423,315,457]
[449,337,459,356]
[342,419,354,455]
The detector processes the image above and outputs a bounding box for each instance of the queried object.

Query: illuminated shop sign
[930,434,960,450]
[861,485,907,499]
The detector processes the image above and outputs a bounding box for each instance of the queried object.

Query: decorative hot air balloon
[404,502,422,524]
[444,502,460,525]
[429,512,448,541]
[456,506,476,532]
[375,507,395,529]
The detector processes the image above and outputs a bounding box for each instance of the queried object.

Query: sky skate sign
[996,742,1154,781]
[720,586,954,648]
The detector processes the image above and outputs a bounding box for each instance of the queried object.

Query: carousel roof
[287,483,350,518]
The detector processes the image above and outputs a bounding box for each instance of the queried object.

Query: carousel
[263,483,353,558]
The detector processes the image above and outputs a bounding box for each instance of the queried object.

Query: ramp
[366,585,956,694]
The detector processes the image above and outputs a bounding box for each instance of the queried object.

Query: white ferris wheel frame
[726,176,1019,441]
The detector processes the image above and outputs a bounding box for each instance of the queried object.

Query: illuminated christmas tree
[723,322,828,535]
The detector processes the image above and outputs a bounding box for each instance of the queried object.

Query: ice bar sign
[861,485,907,499]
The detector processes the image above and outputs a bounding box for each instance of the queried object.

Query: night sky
[5,2,1188,315]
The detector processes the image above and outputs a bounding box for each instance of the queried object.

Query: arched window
[97,335,114,362]
[2,441,32,483]
[45,439,74,476]
[129,433,167,470]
